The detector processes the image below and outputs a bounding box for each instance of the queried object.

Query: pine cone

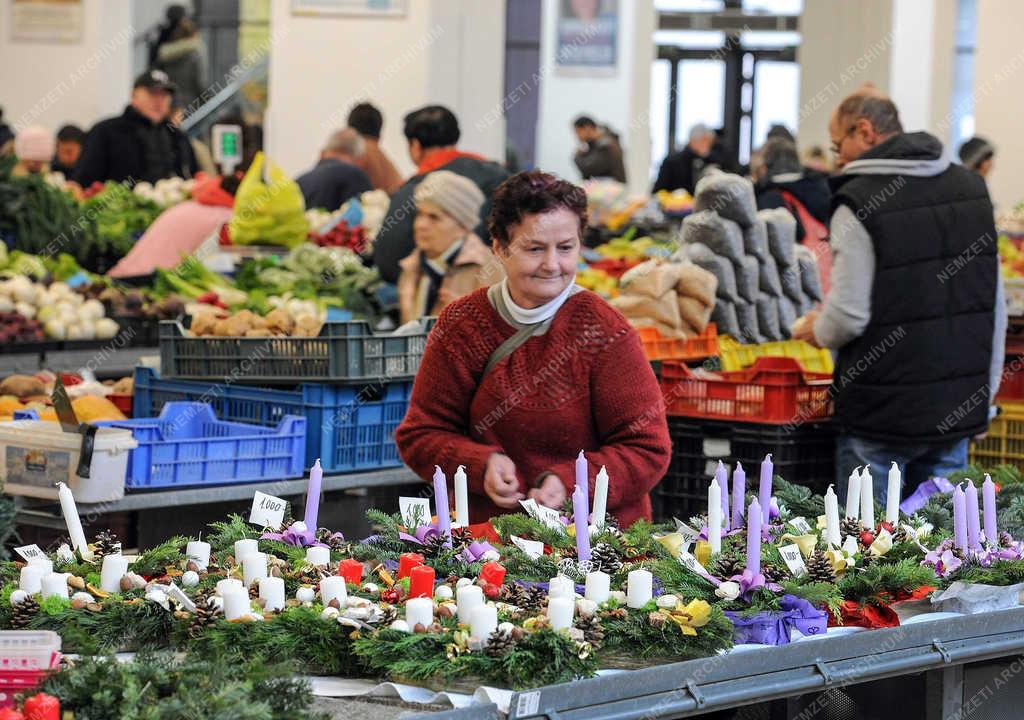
[422,533,449,559]
[840,518,863,539]
[711,553,746,580]
[500,583,527,607]
[589,543,623,575]
[248,583,259,600]
[516,585,547,614]
[376,605,399,626]
[761,562,787,584]
[805,552,836,583]
[451,527,474,553]
[10,595,39,629]
[890,526,908,544]
[92,530,121,560]
[188,590,221,638]
[574,614,605,649]
[485,628,519,657]
[316,528,350,553]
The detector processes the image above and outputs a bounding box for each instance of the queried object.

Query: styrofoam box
[0,421,137,502]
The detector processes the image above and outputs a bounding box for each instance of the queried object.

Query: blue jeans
[835,433,969,505]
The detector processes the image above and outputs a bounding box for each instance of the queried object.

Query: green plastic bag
[229,152,309,247]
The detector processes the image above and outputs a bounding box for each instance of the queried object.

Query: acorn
[86,602,103,612]
[511,627,526,641]
[186,561,200,573]
[413,622,427,633]
[68,576,85,590]
[328,598,341,610]
[427,622,444,634]
[269,565,283,578]
[436,604,454,619]
[71,597,88,610]
[120,576,134,593]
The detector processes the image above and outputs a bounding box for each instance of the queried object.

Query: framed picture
[11,0,84,43]
[555,0,618,74]
[291,0,408,18]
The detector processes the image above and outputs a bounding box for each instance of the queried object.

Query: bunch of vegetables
[189,307,321,338]
[77,181,163,272]
[309,218,368,254]
[153,259,248,309]
[132,177,193,207]
[0,156,94,258]
[3,278,121,341]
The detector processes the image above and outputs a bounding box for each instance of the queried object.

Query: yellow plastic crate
[718,337,834,374]
[970,401,1024,470]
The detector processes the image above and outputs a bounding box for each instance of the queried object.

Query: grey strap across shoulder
[481,319,552,378]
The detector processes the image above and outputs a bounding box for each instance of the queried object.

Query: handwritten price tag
[673,518,701,543]
[677,548,711,577]
[534,504,565,532]
[15,544,45,562]
[399,497,431,529]
[789,516,813,534]
[510,535,545,559]
[779,543,807,578]
[249,491,288,529]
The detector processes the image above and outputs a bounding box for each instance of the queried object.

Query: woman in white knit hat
[13,125,55,177]
[398,169,503,323]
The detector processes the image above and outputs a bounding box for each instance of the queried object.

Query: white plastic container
[0,420,137,502]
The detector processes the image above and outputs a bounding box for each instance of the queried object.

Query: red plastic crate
[588,258,641,279]
[0,631,60,709]
[638,323,718,362]
[997,359,1024,401]
[108,393,133,416]
[659,355,833,424]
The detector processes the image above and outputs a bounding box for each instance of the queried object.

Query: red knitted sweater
[395,287,671,527]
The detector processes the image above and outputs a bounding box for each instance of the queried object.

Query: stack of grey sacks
[673,171,823,343]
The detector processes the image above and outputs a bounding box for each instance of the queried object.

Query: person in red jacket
[395,170,670,528]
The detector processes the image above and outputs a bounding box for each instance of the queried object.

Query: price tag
[519,498,540,517]
[510,535,545,560]
[534,504,565,532]
[15,544,46,562]
[779,543,807,578]
[249,491,288,530]
[789,516,813,534]
[672,518,700,543]
[165,583,197,613]
[399,497,431,529]
[677,548,711,578]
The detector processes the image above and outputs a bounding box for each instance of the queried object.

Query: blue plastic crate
[95,402,306,489]
[132,367,411,473]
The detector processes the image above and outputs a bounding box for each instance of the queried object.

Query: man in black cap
[959,136,995,179]
[72,69,197,187]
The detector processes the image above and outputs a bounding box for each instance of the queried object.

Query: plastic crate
[96,402,306,489]
[0,630,61,709]
[718,335,834,374]
[997,360,1024,401]
[638,323,718,362]
[159,318,432,385]
[659,356,833,424]
[970,401,1024,470]
[652,416,836,521]
[132,367,411,473]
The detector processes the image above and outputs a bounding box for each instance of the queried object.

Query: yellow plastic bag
[229,152,309,247]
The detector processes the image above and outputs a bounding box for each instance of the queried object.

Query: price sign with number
[789,516,813,534]
[779,543,808,578]
[249,491,288,529]
[15,544,45,562]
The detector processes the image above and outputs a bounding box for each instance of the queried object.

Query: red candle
[397,552,424,580]
[23,694,59,720]
[408,564,435,599]
[479,561,506,586]
[338,558,363,585]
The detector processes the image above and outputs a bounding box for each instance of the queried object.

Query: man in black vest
[793,89,1006,503]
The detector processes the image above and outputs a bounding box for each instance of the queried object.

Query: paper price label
[519,498,539,517]
[677,548,710,578]
[165,583,197,613]
[779,543,807,578]
[399,497,431,529]
[510,535,545,560]
[15,544,45,562]
[249,491,288,529]
[789,516,813,534]
[672,518,701,543]
[534,504,565,532]
[516,691,540,716]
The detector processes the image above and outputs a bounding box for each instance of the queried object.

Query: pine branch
[838,559,937,605]
[206,514,258,561]
[774,476,824,521]
[132,535,188,577]
[491,513,572,550]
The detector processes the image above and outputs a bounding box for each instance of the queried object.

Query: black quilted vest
[830,134,997,443]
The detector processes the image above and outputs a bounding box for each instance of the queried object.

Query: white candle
[548,575,575,600]
[242,552,268,586]
[29,558,53,575]
[20,565,44,594]
[708,477,722,554]
[885,461,901,524]
[469,603,498,641]
[860,465,875,530]
[216,578,243,597]
[40,573,68,600]
[405,597,434,628]
[627,569,653,608]
[259,577,285,611]
[592,466,609,528]
[456,584,485,624]
[100,554,130,593]
[584,571,610,604]
[305,546,331,567]
[547,596,574,631]
[57,482,91,558]
[234,539,258,561]
[320,576,348,605]
[824,485,841,547]
[222,587,250,620]
[844,467,861,519]
[186,541,211,570]
[454,465,469,527]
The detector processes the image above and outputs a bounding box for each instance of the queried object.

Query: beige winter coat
[398,233,504,324]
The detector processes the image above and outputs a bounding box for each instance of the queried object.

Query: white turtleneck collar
[499,276,580,326]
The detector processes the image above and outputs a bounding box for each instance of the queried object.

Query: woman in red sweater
[395,171,670,528]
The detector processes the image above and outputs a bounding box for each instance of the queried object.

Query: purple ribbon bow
[399,523,440,546]
[261,525,342,549]
[459,539,498,563]
[725,593,828,645]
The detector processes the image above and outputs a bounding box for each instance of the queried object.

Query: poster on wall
[291,0,408,17]
[556,0,618,74]
[11,0,83,43]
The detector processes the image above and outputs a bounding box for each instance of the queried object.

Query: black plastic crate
[652,416,836,522]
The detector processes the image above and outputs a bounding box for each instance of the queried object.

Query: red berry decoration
[482,583,501,601]
[381,588,400,604]
[859,531,875,547]
[879,521,894,533]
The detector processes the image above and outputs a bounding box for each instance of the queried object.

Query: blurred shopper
[73,70,196,187]
[154,18,205,115]
[12,125,55,176]
[653,123,715,194]
[572,115,626,183]
[348,102,404,194]
[802,145,830,173]
[754,138,831,243]
[148,4,188,67]
[373,105,508,284]
[51,124,85,177]
[959,136,995,179]
[296,128,372,211]
[792,89,1005,499]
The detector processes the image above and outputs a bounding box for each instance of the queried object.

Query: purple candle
[433,465,452,547]
[731,462,746,529]
[983,474,998,545]
[715,461,730,531]
[952,483,967,553]
[302,459,323,535]
[573,483,591,562]
[746,498,762,576]
[576,450,589,515]
[758,454,773,524]
[965,480,981,550]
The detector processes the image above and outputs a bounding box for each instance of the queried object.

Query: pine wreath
[589,543,623,574]
[805,552,836,583]
[188,590,221,638]
[485,629,519,658]
[92,529,121,559]
[10,595,39,629]
[574,615,605,649]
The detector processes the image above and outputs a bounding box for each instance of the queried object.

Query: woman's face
[496,208,581,308]
[413,200,465,259]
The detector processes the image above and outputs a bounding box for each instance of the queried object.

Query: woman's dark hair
[57,125,85,144]
[403,105,460,149]
[348,103,383,138]
[488,170,588,248]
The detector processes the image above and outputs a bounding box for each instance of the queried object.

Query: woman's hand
[529,473,567,509]
[791,310,821,347]
[484,453,524,509]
